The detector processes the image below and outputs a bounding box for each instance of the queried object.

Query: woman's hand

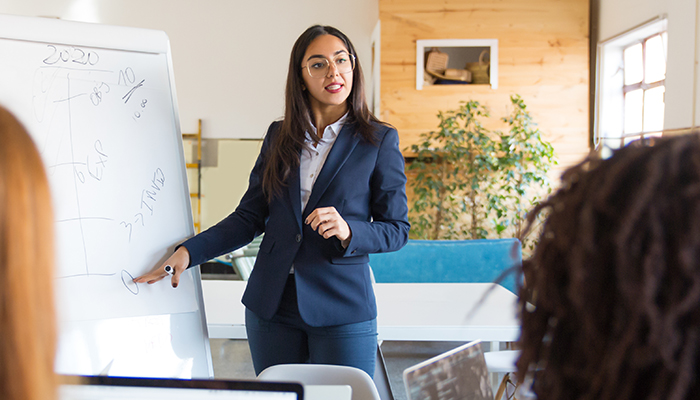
[305,206,352,246]
[133,246,190,288]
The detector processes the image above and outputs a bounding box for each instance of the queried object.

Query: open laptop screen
[59,375,303,400]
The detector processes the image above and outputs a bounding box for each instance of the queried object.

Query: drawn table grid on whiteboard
[0,14,212,378]
[2,37,197,321]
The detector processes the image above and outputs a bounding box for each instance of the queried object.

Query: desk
[202,281,520,343]
[375,282,520,342]
[203,280,247,339]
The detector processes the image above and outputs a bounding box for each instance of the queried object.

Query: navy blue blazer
[182,120,409,327]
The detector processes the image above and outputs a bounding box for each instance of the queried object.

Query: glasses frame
[301,53,356,79]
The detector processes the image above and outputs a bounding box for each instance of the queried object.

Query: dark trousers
[245,274,378,377]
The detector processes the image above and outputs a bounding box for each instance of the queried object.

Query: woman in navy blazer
[136,25,409,376]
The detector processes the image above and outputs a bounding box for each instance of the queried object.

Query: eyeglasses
[301,53,356,78]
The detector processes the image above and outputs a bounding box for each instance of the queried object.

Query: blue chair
[369,239,521,293]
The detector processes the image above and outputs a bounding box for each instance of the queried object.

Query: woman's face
[300,34,354,112]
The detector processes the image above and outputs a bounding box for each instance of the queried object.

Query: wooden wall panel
[380,0,590,176]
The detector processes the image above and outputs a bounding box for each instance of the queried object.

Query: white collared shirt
[299,113,347,213]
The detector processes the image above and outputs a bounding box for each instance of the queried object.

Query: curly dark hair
[516,134,700,400]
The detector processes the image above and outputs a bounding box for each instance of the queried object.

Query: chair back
[369,238,521,293]
[257,363,381,400]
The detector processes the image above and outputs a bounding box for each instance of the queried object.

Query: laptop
[59,375,304,400]
[403,340,493,400]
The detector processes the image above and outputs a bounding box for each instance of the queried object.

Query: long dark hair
[516,134,700,400]
[262,25,383,202]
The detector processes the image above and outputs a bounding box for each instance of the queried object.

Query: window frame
[620,32,667,146]
[595,16,668,151]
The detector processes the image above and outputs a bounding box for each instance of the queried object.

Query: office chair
[485,349,521,400]
[257,363,381,400]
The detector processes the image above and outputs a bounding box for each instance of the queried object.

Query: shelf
[183,119,202,233]
[416,39,498,90]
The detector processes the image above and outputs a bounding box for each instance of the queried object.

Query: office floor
[209,339,469,400]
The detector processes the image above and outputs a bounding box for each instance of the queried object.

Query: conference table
[201,281,521,344]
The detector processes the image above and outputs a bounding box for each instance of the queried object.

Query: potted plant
[406,95,556,244]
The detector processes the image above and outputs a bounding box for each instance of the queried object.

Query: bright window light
[643,86,665,132]
[624,43,643,85]
[645,33,667,84]
[624,89,643,134]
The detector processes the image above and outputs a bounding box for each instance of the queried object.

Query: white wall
[0,0,379,139]
[599,0,699,130]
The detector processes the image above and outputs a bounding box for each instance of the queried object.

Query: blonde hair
[0,106,56,400]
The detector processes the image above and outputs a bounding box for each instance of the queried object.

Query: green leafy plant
[489,95,555,240]
[406,95,556,243]
[406,100,498,240]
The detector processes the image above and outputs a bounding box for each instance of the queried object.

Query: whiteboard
[0,14,213,378]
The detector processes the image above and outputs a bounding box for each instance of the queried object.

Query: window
[596,17,668,152]
[621,32,667,146]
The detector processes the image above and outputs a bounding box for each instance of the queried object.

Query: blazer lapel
[287,164,303,231]
[304,124,360,215]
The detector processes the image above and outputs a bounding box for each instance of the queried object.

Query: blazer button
[295,234,301,243]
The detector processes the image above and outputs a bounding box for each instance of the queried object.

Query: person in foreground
[136,25,409,376]
[516,134,700,400]
[0,106,57,400]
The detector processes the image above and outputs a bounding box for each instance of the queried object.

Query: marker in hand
[164,265,178,288]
